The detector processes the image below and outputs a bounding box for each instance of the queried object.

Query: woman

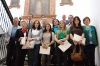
[83,17,98,66]
[55,20,70,66]
[26,20,42,66]
[41,24,54,66]
[51,19,59,65]
[52,19,59,34]
[70,16,84,66]
[15,20,28,66]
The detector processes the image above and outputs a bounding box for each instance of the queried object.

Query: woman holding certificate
[55,20,70,66]
[41,23,54,66]
[70,16,85,66]
[15,21,28,66]
[83,17,98,66]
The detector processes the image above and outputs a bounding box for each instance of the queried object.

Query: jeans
[28,44,40,66]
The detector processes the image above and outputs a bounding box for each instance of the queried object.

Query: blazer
[4,25,21,43]
[27,20,33,31]
[28,29,43,44]
[15,28,28,46]
[83,25,98,45]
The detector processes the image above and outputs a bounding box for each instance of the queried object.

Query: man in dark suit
[27,14,34,31]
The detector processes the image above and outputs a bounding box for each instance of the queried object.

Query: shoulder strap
[50,32,52,42]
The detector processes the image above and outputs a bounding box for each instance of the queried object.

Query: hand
[60,39,65,42]
[59,41,64,45]
[5,40,8,43]
[27,38,32,41]
[42,44,46,48]
[73,41,78,45]
[57,40,61,44]
[19,37,23,41]
[78,40,82,45]
[26,42,30,49]
[32,38,37,40]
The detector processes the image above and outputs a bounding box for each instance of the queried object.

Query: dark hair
[73,16,82,27]
[68,15,74,18]
[43,23,52,33]
[52,19,59,27]
[32,20,41,30]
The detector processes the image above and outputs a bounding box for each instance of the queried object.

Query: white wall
[89,0,100,66]
[5,0,25,17]
[5,0,100,65]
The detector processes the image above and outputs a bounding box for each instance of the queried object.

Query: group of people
[4,14,98,66]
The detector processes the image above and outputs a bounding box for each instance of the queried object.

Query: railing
[0,0,13,64]
[0,34,7,64]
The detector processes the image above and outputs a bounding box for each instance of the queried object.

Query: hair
[68,15,74,18]
[29,14,33,18]
[83,16,90,24]
[32,20,41,30]
[73,16,82,27]
[43,23,52,33]
[52,19,59,27]
[56,20,67,38]
[20,20,27,25]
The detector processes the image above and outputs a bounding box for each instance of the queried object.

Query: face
[13,19,18,26]
[62,15,66,20]
[54,19,59,26]
[59,21,65,28]
[74,18,79,25]
[42,19,47,26]
[28,15,33,20]
[21,22,27,29]
[46,25,50,31]
[84,18,90,25]
[35,21,39,28]
[68,16,73,23]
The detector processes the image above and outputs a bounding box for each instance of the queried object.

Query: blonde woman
[15,20,28,66]
[55,20,70,66]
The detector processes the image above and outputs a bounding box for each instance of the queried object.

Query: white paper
[22,45,26,49]
[20,37,26,45]
[58,40,71,52]
[74,34,86,45]
[39,46,50,55]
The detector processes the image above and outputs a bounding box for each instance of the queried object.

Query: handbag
[29,40,35,48]
[71,46,83,61]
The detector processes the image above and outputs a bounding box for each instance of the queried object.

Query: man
[18,16,23,26]
[66,15,73,29]
[67,15,74,66]
[62,15,69,25]
[27,14,33,31]
[5,17,21,66]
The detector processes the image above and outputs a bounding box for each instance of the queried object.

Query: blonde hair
[20,20,27,25]
[56,20,67,38]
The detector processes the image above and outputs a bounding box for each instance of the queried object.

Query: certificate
[58,40,71,52]
[39,46,51,55]
[20,37,26,45]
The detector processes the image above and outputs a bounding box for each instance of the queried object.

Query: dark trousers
[67,48,73,66]
[56,47,68,66]
[84,44,95,66]
[15,46,27,66]
[38,54,41,66]
[6,38,16,66]
[28,44,40,66]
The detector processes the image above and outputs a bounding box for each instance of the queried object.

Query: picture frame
[9,0,20,9]
[60,0,73,6]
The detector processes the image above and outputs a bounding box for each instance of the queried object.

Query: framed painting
[29,0,50,16]
[9,0,20,9]
[60,0,73,6]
